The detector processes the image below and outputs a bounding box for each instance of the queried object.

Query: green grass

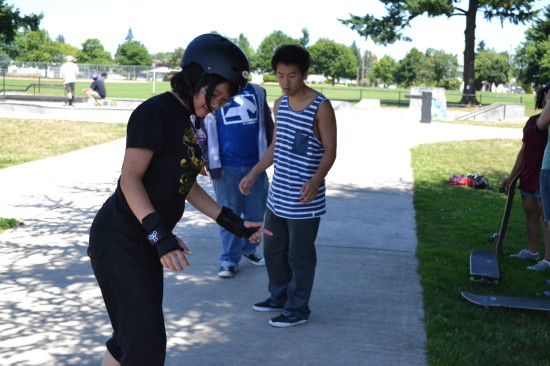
[412,139,550,366]
[3,77,535,111]
[0,118,127,169]
[0,217,22,231]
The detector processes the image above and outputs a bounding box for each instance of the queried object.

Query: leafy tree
[77,38,112,64]
[0,1,43,57]
[358,50,377,86]
[394,48,425,87]
[475,49,510,89]
[11,29,56,62]
[372,55,396,86]
[256,30,300,73]
[514,5,550,89]
[420,48,459,87]
[340,0,538,105]
[167,47,184,68]
[308,38,356,85]
[299,28,310,47]
[115,40,152,66]
[125,28,134,43]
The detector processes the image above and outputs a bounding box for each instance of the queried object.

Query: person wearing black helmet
[87,33,271,366]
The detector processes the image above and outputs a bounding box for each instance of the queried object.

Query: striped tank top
[267,94,327,219]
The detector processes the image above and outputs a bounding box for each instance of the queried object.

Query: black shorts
[88,207,166,365]
[64,82,75,95]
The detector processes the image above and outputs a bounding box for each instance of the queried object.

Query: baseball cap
[66,55,76,62]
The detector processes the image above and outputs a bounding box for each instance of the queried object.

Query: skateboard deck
[490,172,520,256]
[461,291,550,311]
[470,249,499,284]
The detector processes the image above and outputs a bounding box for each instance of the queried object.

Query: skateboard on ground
[489,171,521,256]
[461,291,550,312]
[470,249,499,284]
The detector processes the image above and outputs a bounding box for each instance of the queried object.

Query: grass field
[412,139,550,366]
[1,77,536,113]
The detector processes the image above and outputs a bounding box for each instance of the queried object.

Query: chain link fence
[3,61,171,81]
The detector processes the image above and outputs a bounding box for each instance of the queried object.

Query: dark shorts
[88,207,166,365]
[64,82,75,94]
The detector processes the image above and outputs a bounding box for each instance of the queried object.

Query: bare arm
[239,97,281,195]
[120,147,156,221]
[536,93,550,130]
[300,99,337,203]
[187,181,272,241]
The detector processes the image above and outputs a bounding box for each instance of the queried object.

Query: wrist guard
[216,206,259,239]
[142,212,181,258]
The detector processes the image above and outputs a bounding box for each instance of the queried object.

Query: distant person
[239,45,337,327]
[505,83,550,268]
[60,55,79,106]
[82,74,106,105]
[199,82,274,278]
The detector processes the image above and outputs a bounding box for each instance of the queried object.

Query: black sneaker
[252,300,284,312]
[218,266,236,278]
[243,253,265,266]
[269,311,308,327]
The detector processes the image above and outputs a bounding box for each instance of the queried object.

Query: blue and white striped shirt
[267,94,327,219]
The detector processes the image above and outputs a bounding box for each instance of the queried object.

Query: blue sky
[13,0,547,62]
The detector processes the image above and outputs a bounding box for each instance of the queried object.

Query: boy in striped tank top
[239,45,337,327]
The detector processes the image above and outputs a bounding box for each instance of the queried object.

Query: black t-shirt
[91,79,106,98]
[101,92,203,239]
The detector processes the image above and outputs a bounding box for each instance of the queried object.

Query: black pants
[263,208,320,319]
[88,208,166,365]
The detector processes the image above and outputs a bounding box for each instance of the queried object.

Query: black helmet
[180,34,249,88]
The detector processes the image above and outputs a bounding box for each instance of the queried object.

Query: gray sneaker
[510,249,540,261]
[527,260,550,271]
[218,266,237,278]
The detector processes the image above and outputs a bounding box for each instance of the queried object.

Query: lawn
[412,139,550,366]
[2,77,536,112]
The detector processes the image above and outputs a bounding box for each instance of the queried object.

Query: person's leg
[213,167,245,269]
[536,196,550,262]
[284,217,320,320]
[242,169,269,257]
[522,194,541,254]
[264,209,291,305]
[101,349,120,366]
[89,211,166,365]
[528,170,550,271]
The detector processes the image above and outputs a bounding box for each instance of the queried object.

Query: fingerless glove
[142,212,181,258]
[216,206,259,239]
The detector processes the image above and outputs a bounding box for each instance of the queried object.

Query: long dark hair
[170,62,239,115]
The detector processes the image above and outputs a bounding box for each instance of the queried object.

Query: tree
[514,5,550,89]
[12,29,56,62]
[0,1,42,44]
[394,48,425,87]
[308,38,356,85]
[125,28,134,43]
[77,38,112,64]
[372,55,396,86]
[340,0,538,105]
[420,49,459,87]
[115,40,152,66]
[255,31,300,73]
[475,49,510,90]
[0,0,43,56]
[167,47,184,68]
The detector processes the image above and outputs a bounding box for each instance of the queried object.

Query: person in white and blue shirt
[199,83,274,278]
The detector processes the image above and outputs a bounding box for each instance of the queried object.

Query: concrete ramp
[456,103,525,122]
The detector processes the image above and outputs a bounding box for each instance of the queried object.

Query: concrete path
[0,104,521,365]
